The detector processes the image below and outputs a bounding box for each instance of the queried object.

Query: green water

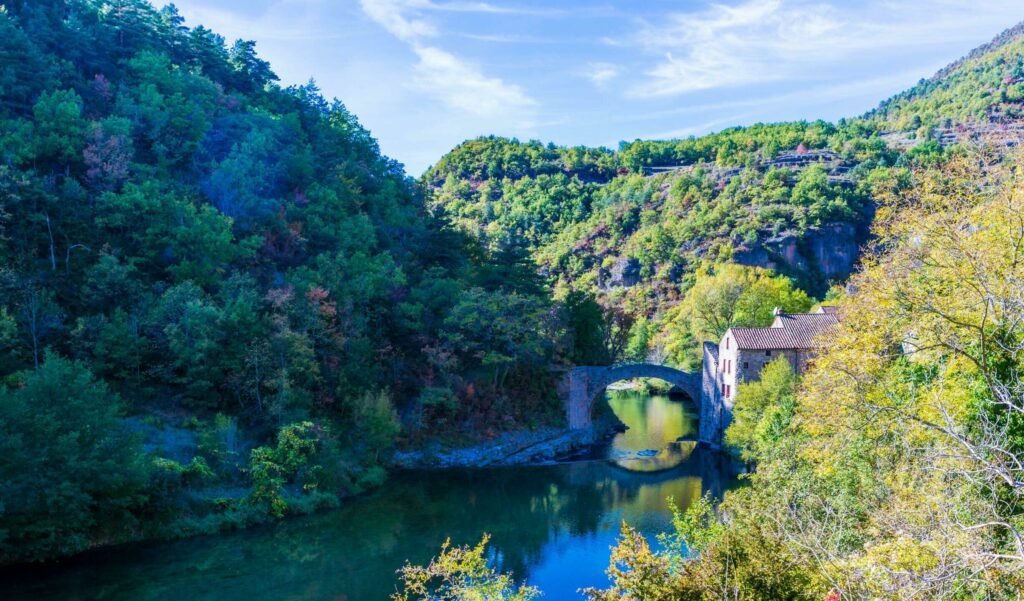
[1,389,736,600]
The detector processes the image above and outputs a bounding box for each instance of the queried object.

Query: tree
[582,522,681,601]
[392,535,540,601]
[248,421,341,517]
[624,316,655,363]
[18,287,62,370]
[345,390,400,463]
[0,354,148,562]
[665,150,1024,599]
[562,289,609,365]
[228,39,277,90]
[660,264,812,367]
[725,358,798,461]
[31,89,86,166]
[782,150,1024,595]
[0,306,18,373]
[441,288,552,389]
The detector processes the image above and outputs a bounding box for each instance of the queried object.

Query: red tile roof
[728,309,839,350]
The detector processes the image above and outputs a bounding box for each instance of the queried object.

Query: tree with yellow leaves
[588,148,1024,599]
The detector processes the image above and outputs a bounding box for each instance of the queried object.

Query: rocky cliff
[733,220,869,296]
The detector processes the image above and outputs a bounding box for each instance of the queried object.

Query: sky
[169,0,1024,175]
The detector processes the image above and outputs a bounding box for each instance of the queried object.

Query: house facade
[698,306,839,447]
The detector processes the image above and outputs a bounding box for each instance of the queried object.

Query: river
[1,389,738,600]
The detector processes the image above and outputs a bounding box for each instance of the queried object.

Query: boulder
[603,256,641,288]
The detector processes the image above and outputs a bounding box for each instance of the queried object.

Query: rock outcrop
[602,256,641,289]
[733,221,865,294]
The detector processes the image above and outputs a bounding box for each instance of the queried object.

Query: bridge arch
[563,363,702,432]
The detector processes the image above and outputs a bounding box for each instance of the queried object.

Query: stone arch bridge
[561,363,719,445]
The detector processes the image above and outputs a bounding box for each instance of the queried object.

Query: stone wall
[698,342,724,447]
[738,347,818,382]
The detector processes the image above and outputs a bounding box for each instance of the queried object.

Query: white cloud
[584,62,621,87]
[426,1,564,16]
[360,0,439,41]
[359,0,560,40]
[630,0,842,97]
[628,0,1024,98]
[359,0,538,122]
[412,46,536,115]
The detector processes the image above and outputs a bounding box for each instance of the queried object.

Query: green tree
[624,316,655,363]
[345,390,400,463]
[660,264,812,367]
[0,355,148,562]
[725,358,798,461]
[31,89,86,166]
[248,421,339,517]
[562,289,610,365]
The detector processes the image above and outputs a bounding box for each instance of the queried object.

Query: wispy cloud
[412,46,536,115]
[360,0,537,121]
[361,0,439,41]
[425,1,564,16]
[626,0,1024,98]
[584,62,621,87]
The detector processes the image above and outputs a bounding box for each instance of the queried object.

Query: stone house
[698,306,839,447]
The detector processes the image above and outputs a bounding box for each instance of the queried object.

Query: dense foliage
[868,22,1024,133]
[583,150,1024,598]
[654,265,812,369]
[7,0,1024,581]
[427,123,901,370]
[409,24,1024,598]
[0,355,148,560]
[0,0,568,562]
[392,535,540,601]
[428,27,1024,370]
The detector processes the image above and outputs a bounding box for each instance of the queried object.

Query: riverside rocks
[390,413,623,469]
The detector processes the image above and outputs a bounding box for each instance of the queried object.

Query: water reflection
[1,389,736,601]
[606,388,699,472]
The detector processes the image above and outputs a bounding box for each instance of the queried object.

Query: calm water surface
[1,389,737,600]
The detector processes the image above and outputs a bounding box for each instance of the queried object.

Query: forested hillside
[6,0,1024,578]
[427,126,901,368]
[0,0,577,563]
[428,22,1024,369]
[867,21,1024,138]
[574,146,1024,600]
[397,25,1024,599]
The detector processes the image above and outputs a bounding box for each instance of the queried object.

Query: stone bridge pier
[562,363,723,445]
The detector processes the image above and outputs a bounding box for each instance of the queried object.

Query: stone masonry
[563,307,839,449]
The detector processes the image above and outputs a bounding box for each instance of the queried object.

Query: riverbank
[1,389,737,601]
[390,413,625,469]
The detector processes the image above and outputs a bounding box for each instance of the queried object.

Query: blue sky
[170,0,1024,175]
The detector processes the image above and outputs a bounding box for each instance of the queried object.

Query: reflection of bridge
[562,363,722,446]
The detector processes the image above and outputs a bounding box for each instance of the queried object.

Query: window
[743,362,749,370]
[725,338,729,349]
[724,385,731,398]
[765,350,772,356]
